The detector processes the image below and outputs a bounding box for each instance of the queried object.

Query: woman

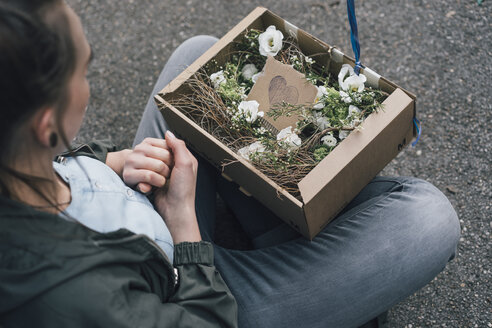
[0,1,460,327]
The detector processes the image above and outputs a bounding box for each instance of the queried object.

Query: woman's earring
[49,132,58,148]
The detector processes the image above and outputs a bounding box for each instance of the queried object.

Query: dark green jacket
[0,141,238,327]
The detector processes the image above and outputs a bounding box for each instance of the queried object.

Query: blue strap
[411,117,421,147]
[347,1,422,147]
[347,0,363,75]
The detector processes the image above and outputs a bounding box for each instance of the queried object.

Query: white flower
[338,63,367,92]
[237,141,266,160]
[305,56,315,65]
[339,90,352,103]
[321,133,337,147]
[237,146,251,160]
[252,72,262,83]
[338,130,350,140]
[277,126,302,148]
[258,25,284,57]
[343,74,367,92]
[338,64,354,86]
[250,141,266,153]
[241,64,258,80]
[313,85,328,109]
[238,100,264,123]
[347,105,361,118]
[312,111,331,130]
[210,70,226,89]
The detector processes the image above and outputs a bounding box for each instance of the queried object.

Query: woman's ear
[31,107,57,148]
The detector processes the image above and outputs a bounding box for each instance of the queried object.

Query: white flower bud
[339,90,352,103]
[338,130,350,140]
[321,133,337,147]
[313,85,328,109]
[312,111,330,130]
[238,100,264,123]
[237,141,266,160]
[348,105,361,118]
[241,64,258,80]
[277,126,302,148]
[210,70,226,89]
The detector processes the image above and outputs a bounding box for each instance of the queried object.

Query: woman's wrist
[158,206,202,243]
[166,211,202,244]
[171,223,202,244]
[105,149,132,177]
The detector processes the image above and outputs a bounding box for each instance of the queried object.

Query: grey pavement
[67,0,491,326]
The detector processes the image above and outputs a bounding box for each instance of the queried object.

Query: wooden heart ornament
[269,76,299,105]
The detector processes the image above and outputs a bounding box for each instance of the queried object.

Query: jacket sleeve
[56,139,118,164]
[168,242,238,327]
[34,241,238,328]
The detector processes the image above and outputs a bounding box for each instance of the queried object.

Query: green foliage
[313,146,330,162]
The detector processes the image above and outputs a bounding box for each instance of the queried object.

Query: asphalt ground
[67,0,491,326]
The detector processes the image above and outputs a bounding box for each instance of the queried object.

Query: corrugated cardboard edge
[298,88,414,237]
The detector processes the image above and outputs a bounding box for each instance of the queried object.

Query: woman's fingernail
[137,184,152,195]
[166,131,175,140]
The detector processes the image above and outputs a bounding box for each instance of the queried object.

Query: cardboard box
[155,7,416,239]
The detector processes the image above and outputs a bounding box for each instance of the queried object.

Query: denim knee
[399,177,461,262]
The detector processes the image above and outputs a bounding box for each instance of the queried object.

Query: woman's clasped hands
[122,136,174,194]
[107,131,201,243]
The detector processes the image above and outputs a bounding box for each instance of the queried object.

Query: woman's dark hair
[0,0,77,204]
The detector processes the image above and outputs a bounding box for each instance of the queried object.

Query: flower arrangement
[167,25,388,197]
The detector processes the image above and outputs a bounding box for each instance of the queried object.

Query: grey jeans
[133,35,460,328]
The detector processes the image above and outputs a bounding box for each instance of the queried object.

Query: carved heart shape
[269,75,299,105]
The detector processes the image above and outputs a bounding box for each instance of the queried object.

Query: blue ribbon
[347,1,421,147]
[411,117,421,147]
[347,0,363,75]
